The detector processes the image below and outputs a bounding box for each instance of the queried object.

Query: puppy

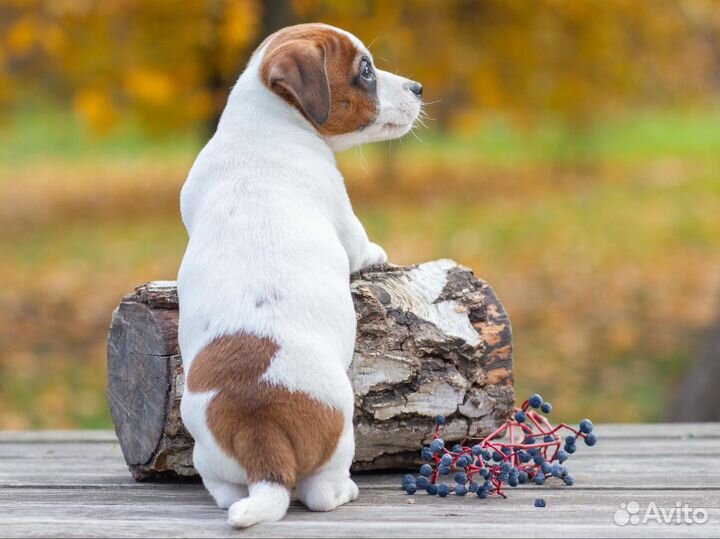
[177,23,422,528]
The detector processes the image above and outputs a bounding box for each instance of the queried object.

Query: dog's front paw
[362,242,388,269]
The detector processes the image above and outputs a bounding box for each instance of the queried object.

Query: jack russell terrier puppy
[177,23,422,528]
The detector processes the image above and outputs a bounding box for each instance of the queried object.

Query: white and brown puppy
[177,23,422,528]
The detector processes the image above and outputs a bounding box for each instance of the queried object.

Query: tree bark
[107,259,514,480]
[668,308,720,422]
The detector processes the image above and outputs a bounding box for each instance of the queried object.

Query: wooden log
[107,259,514,480]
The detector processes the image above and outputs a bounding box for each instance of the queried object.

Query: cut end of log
[107,259,514,480]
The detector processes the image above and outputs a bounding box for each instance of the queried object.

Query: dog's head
[258,24,422,151]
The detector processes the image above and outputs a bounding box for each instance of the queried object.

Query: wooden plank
[2,520,719,539]
[2,455,720,490]
[0,431,118,443]
[3,437,720,460]
[0,423,718,444]
[0,489,718,538]
[1,425,719,538]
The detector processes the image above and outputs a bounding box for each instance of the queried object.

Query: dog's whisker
[418,108,436,121]
[356,145,370,175]
[409,127,427,145]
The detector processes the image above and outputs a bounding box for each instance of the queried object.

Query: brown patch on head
[259,24,378,135]
[187,333,344,488]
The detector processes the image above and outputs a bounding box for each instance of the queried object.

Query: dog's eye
[360,60,374,82]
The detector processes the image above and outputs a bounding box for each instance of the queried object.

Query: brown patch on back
[259,24,378,135]
[187,333,344,488]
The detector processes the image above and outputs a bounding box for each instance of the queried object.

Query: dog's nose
[407,81,423,98]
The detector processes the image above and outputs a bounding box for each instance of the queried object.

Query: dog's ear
[263,41,330,126]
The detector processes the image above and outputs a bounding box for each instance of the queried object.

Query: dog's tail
[227,481,290,528]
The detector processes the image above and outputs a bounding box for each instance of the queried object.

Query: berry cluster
[402,393,598,500]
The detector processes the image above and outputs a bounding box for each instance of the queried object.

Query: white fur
[178,24,421,528]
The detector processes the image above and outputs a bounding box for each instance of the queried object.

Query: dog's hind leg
[203,478,248,509]
[296,420,358,512]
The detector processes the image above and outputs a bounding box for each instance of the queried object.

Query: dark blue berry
[528,394,543,408]
[579,419,593,434]
[430,439,445,453]
[416,476,429,489]
[565,435,576,446]
[518,450,530,463]
[421,446,433,461]
[543,435,554,443]
[585,433,598,446]
[456,456,470,468]
[477,489,489,498]
[534,498,546,508]
[541,462,552,474]
[557,450,569,463]
[405,484,417,494]
[533,454,545,465]
[437,483,449,497]
[527,447,539,457]
[509,467,519,477]
[534,472,545,485]
[455,485,467,496]
[500,462,511,473]
[541,402,552,414]
[501,446,512,455]
[498,472,509,483]
[438,464,451,475]
[563,475,575,486]
[482,480,493,491]
[419,464,433,477]
[479,468,490,479]
[518,470,529,484]
[454,472,467,484]
[481,449,492,461]
[440,453,453,466]
[564,443,577,454]
[452,444,463,453]
[471,444,483,456]
[508,476,519,487]
[551,464,562,477]
[492,451,503,462]
[402,474,415,486]
[435,415,446,426]
[468,481,480,493]
[514,410,527,422]
[426,484,438,495]
[524,436,537,445]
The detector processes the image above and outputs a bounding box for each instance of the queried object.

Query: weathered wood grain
[4,423,720,443]
[0,426,719,538]
[107,260,515,479]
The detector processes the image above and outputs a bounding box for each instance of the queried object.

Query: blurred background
[1,0,720,429]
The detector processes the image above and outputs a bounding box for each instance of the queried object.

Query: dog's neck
[215,52,335,163]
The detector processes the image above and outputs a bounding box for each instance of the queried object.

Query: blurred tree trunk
[668,310,720,422]
[204,0,295,135]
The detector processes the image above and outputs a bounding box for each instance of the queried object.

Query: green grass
[4,103,720,167]
[353,106,720,164]
[0,104,203,166]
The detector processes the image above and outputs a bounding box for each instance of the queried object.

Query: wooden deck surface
[1,424,719,537]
